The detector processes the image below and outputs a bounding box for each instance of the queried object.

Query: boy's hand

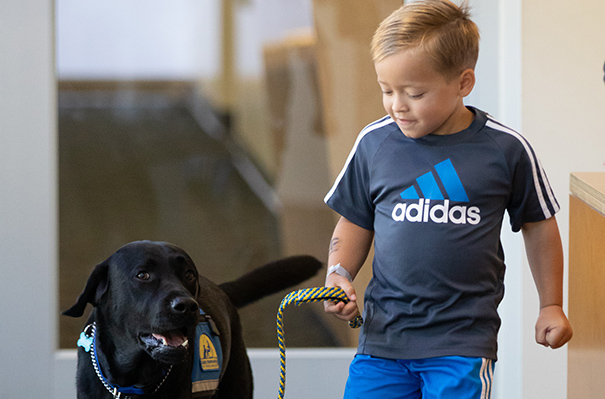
[535,305,573,349]
[324,273,360,322]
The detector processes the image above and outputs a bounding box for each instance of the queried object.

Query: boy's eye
[407,93,425,99]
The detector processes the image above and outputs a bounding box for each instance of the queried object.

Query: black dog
[63,241,321,398]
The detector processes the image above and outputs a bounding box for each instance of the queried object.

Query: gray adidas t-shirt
[325,107,559,360]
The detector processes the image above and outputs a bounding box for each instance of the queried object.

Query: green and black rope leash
[276,286,363,399]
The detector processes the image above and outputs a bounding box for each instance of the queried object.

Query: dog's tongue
[153,330,187,347]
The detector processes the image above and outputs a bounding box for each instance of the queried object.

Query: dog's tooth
[153,333,168,346]
[181,339,189,348]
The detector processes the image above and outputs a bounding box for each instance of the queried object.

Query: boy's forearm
[327,216,374,281]
[522,216,564,308]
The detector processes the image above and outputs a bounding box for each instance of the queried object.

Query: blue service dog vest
[192,308,223,397]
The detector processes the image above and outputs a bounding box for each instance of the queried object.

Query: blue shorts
[344,354,494,399]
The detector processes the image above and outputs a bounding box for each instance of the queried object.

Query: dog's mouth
[140,328,189,350]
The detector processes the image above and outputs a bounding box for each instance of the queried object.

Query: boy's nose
[392,94,409,113]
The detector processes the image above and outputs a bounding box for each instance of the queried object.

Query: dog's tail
[219,255,323,308]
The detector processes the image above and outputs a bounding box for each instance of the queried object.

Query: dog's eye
[185,270,196,282]
[136,271,151,281]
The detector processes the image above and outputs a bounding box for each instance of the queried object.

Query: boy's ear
[459,68,476,97]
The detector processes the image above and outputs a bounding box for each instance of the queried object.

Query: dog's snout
[170,296,198,314]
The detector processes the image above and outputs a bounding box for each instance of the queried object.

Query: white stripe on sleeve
[324,116,394,204]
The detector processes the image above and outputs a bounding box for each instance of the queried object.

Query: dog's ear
[62,260,109,317]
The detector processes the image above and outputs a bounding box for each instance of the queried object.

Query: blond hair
[371,0,479,77]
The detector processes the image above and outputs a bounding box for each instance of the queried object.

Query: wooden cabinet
[568,172,605,398]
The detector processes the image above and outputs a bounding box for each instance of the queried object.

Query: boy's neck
[433,105,474,136]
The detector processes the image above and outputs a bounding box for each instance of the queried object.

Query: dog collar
[78,323,172,398]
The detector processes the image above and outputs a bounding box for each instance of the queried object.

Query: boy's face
[375,49,474,139]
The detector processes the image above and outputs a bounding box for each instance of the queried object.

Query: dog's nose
[170,296,198,314]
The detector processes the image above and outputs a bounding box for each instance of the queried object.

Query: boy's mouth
[396,117,413,125]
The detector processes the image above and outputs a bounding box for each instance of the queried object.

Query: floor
[58,85,341,350]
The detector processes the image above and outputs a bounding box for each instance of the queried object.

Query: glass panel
[56,0,348,350]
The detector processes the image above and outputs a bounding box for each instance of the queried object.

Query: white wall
[519,1,605,398]
[56,0,315,81]
[0,0,57,397]
[234,0,314,77]
[53,348,355,398]
[56,0,221,80]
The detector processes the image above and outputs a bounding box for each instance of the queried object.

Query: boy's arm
[522,216,573,349]
[324,216,374,322]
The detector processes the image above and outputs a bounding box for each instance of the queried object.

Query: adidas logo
[391,159,481,225]
[399,159,469,201]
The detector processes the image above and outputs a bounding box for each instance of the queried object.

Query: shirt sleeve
[324,133,376,231]
[506,135,560,232]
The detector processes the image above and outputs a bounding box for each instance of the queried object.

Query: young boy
[323,1,573,398]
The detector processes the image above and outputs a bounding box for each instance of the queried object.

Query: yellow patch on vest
[199,334,219,371]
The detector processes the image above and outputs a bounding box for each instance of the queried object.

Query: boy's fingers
[535,320,550,347]
[324,300,344,313]
[546,326,573,349]
[546,329,562,348]
[345,285,357,302]
[339,303,360,322]
[323,296,360,322]
[342,300,358,314]
[535,306,573,349]
[535,328,549,347]
[536,324,573,348]
[323,276,360,322]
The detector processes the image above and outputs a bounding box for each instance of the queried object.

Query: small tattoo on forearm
[329,237,340,255]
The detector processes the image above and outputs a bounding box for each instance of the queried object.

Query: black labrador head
[63,241,200,365]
